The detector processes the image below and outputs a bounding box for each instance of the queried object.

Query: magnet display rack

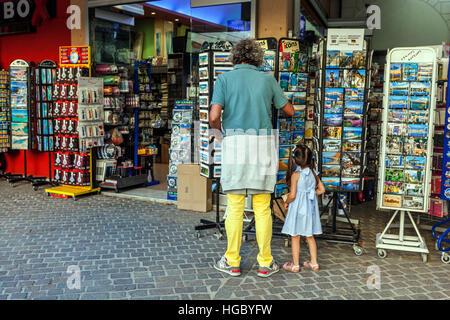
[195,41,233,238]
[32,60,58,190]
[375,47,438,263]
[313,35,372,255]
[45,46,101,200]
[7,60,47,187]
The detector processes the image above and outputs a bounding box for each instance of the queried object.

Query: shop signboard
[59,46,91,67]
[377,47,437,213]
[0,0,56,36]
[326,28,365,51]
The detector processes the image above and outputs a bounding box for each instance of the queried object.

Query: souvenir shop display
[312,30,370,255]
[275,38,310,198]
[167,100,194,200]
[376,46,438,263]
[0,70,10,153]
[46,46,102,200]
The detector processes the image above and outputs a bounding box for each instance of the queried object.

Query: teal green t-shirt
[210,64,288,135]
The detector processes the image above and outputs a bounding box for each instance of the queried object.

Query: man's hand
[281,102,295,117]
[283,202,289,210]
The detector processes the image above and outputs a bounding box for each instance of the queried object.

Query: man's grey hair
[230,39,264,67]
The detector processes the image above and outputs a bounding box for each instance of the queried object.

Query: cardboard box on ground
[177,164,212,212]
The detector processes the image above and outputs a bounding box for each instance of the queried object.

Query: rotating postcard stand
[31,60,58,190]
[45,46,101,200]
[375,47,437,263]
[314,31,371,255]
[7,59,41,187]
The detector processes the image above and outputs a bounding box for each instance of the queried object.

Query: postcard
[342,152,361,166]
[323,177,340,191]
[289,53,299,72]
[10,68,27,81]
[342,140,362,152]
[353,51,366,69]
[388,109,408,123]
[344,101,364,115]
[279,52,292,72]
[386,155,403,168]
[340,51,353,68]
[11,95,27,108]
[384,181,404,194]
[278,118,292,131]
[324,100,343,114]
[262,50,276,72]
[404,170,424,183]
[342,165,360,177]
[390,63,403,82]
[284,92,294,103]
[323,127,342,140]
[341,69,354,88]
[294,109,306,118]
[417,63,433,81]
[11,122,28,136]
[289,72,299,91]
[292,131,305,144]
[389,82,409,96]
[199,81,209,94]
[322,165,341,177]
[279,72,290,91]
[199,109,209,122]
[409,96,429,110]
[383,194,402,208]
[341,178,360,191]
[405,156,426,169]
[214,67,233,79]
[298,54,308,72]
[408,124,428,137]
[279,132,292,145]
[345,88,365,101]
[279,145,291,159]
[11,135,28,150]
[322,152,341,165]
[408,110,428,124]
[200,123,209,137]
[410,82,431,96]
[353,69,366,88]
[199,52,209,66]
[403,196,424,210]
[404,136,427,155]
[292,92,307,105]
[343,114,363,127]
[11,109,28,123]
[305,121,313,139]
[292,118,305,131]
[386,169,404,182]
[343,127,362,140]
[199,67,209,80]
[214,51,232,65]
[326,50,340,67]
[387,123,407,136]
[325,88,344,101]
[199,96,209,109]
[389,96,408,109]
[326,68,340,88]
[323,139,341,152]
[403,63,418,81]
[324,113,342,126]
[386,136,403,154]
[404,183,424,196]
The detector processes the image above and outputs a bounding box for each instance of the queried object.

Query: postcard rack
[312,32,372,255]
[375,47,438,263]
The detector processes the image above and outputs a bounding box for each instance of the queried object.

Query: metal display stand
[431,218,450,264]
[375,47,438,262]
[376,210,429,263]
[195,179,225,239]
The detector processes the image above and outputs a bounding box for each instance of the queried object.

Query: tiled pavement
[0,181,448,300]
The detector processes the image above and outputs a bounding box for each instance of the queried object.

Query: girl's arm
[314,174,325,196]
[285,172,300,205]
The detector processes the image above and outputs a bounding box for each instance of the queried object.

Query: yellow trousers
[224,193,273,267]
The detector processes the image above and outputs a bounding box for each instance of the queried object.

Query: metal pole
[399,210,405,242]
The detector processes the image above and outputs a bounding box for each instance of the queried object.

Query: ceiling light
[151,12,156,15]
[175,18,179,22]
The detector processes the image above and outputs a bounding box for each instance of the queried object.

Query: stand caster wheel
[214,232,224,240]
[377,249,387,259]
[242,235,248,242]
[196,232,201,239]
[46,192,50,197]
[72,196,77,201]
[284,239,289,247]
[9,183,14,188]
[353,245,364,256]
[441,253,450,264]
[422,254,428,263]
[33,186,38,191]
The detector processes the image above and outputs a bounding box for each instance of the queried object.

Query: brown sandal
[283,262,300,273]
[303,261,319,271]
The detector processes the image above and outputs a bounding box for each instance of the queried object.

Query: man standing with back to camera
[209,39,294,277]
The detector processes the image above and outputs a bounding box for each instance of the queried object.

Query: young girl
[281,144,325,273]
